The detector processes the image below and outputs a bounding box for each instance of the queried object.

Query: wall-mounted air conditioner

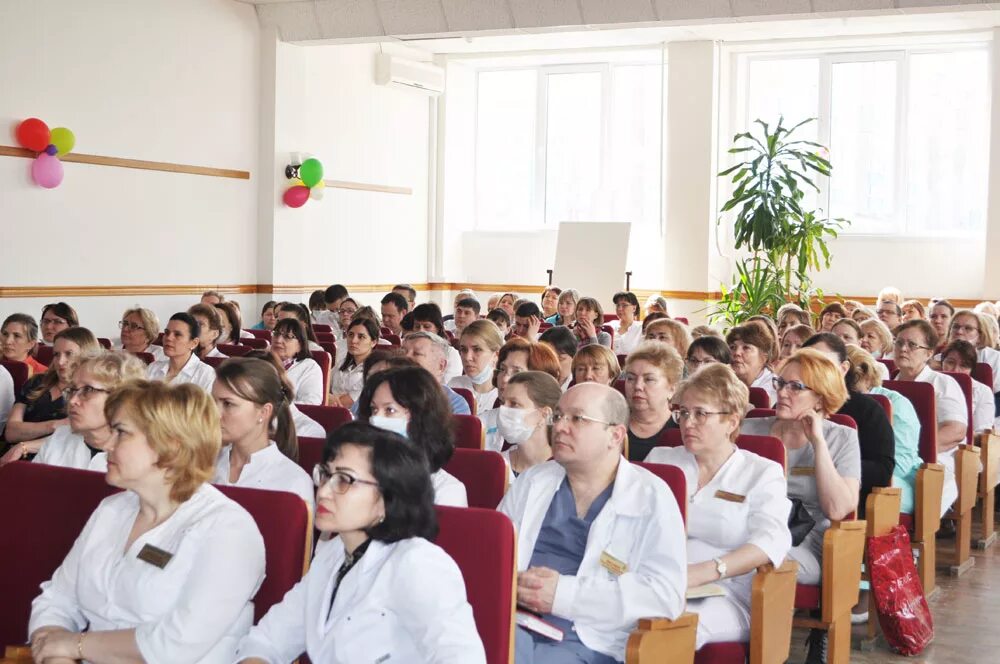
[375,53,445,96]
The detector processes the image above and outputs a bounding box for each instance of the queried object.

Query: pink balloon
[283,185,310,208]
[31,153,64,189]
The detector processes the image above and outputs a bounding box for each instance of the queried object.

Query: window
[474,61,664,231]
[741,45,988,237]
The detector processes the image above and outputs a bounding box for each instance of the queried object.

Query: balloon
[310,181,325,201]
[50,127,75,156]
[45,145,58,156]
[16,118,50,152]
[299,158,324,188]
[283,185,310,208]
[288,178,304,188]
[31,153,64,188]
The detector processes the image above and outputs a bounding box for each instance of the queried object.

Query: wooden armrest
[751,560,798,664]
[625,612,698,664]
[865,487,902,538]
[2,646,32,663]
[978,433,1000,491]
[955,444,980,513]
[821,519,867,624]
[915,462,945,541]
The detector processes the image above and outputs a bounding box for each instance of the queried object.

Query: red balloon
[283,185,310,208]
[16,118,51,152]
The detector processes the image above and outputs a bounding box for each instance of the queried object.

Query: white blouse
[29,484,265,663]
[447,375,498,418]
[971,378,995,434]
[146,354,216,393]
[444,345,463,384]
[214,442,315,512]
[432,469,468,507]
[750,367,777,407]
[89,452,108,472]
[31,425,91,470]
[205,347,228,359]
[610,319,643,356]
[286,357,324,406]
[329,363,365,402]
[290,404,326,439]
[914,365,968,426]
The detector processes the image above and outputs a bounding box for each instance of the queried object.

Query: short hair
[324,284,349,304]
[782,324,816,345]
[403,330,450,361]
[260,300,277,316]
[515,301,542,319]
[121,307,160,345]
[357,366,455,472]
[41,302,79,327]
[351,305,382,328]
[507,371,563,411]
[859,319,894,356]
[362,347,409,382]
[557,289,580,308]
[168,312,201,341]
[460,319,505,352]
[393,284,417,303]
[777,303,809,325]
[105,380,220,503]
[842,300,865,313]
[673,363,748,441]
[902,300,926,319]
[831,317,862,340]
[846,344,884,391]
[411,303,446,336]
[942,339,978,371]
[641,312,668,332]
[877,286,902,306]
[624,341,684,386]
[455,298,482,315]
[895,319,938,349]
[74,350,147,389]
[188,303,222,335]
[596,384,630,426]
[216,358,298,461]
[879,302,903,317]
[486,308,511,327]
[539,325,578,358]
[308,290,326,310]
[725,323,775,364]
[852,308,875,322]
[201,290,225,302]
[381,291,409,313]
[542,286,563,301]
[612,292,640,318]
[215,302,243,344]
[784,348,849,416]
[322,421,437,543]
[644,294,669,315]
[2,313,39,342]
[572,345,621,382]
[645,318,692,357]
[931,299,956,316]
[802,332,849,372]
[272,318,312,362]
[497,337,562,382]
[28,328,102,402]
[744,318,779,358]
[818,302,847,321]
[950,309,996,349]
[690,325,723,339]
[687,335,731,364]
[277,302,319,342]
[341,318,382,370]
[575,297,604,325]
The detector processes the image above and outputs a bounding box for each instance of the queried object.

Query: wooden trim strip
[0,145,250,180]
[323,179,412,195]
[0,285,257,299]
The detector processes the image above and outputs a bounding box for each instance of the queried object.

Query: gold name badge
[137,544,174,569]
[600,551,628,576]
[714,490,746,503]
[790,466,816,476]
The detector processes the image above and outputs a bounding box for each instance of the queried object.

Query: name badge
[791,466,816,476]
[600,551,627,576]
[714,490,746,503]
[137,544,174,569]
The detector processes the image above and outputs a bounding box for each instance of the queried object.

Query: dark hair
[687,336,731,364]
[214,301,242,344]
[168,312,201,341]
[272,318,312,362]
[496,337,561,384]
[486,308,511,327]
[456,298,481,315]
[260,300,277,316]
[612,292,640,318]
[726,323,775,364]
[411,303,445,336]
[342,318,381,371]
[641,312,668,331]
[393,284,417,302]
[381,292,409,313]
[942,339,978,370]
[41,302,79,327]
[324,284,349,304]
[216,358,298,461]
[802,332,853,390]
[515,302,542,319]
[357,366,455,472]
[363,349,413,382]
[879,302,903,316]
[277,302,319,343]
[308,290,326,311]
[539,325,578,358]
[323,421,437,542]
[818,302,847,319]
[931,299,956,316]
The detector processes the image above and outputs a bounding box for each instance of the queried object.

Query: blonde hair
[877,286,902,307]
[105,380,220,503]
[645,318,692,358]
[859,318,894,356]
[845,344,883,392]
[901,299,926,320]
[690,325,722,339]
[673,363,749,441]
[951,309,997,350]
[121,307,161,345]
[460,319,505,352]
[624,341,684,386]
[572,345,621,384]
[784,348,849,416]
[74,350,147,389]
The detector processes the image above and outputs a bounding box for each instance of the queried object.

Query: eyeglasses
[63,385,110,401]
[118,321,145,332]
[497,365,524,378]
[685,357,717,367]
[41,317,67,326]
[273,331,299,341]
[951,324,978,335]
[877,309,899,317]
[312,465,380,494]
[551,412,613,428]
[671,407,731,424]
[772,376,812,394]
[338,308,358,316]
[893,339,931,352]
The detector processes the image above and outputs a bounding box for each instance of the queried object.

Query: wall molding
[0,145,250,180]
[323,179,412,195]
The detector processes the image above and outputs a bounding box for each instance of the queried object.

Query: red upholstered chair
[443,448,507,509]
[617,353,628,367]
[452,387,476,414]
[603,314,620,323]
[382,333,401,345]
[297,404,353,435]
[218,343,251,357]
[746,408,774,419]
[241,337,269,350]
[34,346,53,367]
[297,436,325,476]
[674,317,689,325]
[128,351,156,366]
[748,387,770,409]
[878,358,896,376]
[318,341,336,357]
[154,332,164,345]
[972,363,993,389]
[453,414,484,450]
[97,338,112,350]
[827,413,857,430]
[601,325,616,346]
[203,356,226,369]
[313,324,333,335]
[869,393,892,421]
[310,350,332,402]
[315,332,335,344]
[613,379,626,397]
[434,506,516,664]
[0,360,29,395]
[245,328,272,341]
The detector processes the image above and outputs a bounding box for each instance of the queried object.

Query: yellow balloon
[288,178,304,187]
[50,127,75,156]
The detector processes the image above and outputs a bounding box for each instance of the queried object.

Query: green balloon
[299,158,324,188]
[50,127,75,156]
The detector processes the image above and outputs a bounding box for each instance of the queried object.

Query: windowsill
[836,232,985,242]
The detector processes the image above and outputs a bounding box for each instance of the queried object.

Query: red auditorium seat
[452,387,476,414]
[0,360,29,395]
[34,346,53,367]
[218,343,251,357]
[296,404,353,435]
[748,387,770,409]
[444,448,507,509]
[453,414,484,450]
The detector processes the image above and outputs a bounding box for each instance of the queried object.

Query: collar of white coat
[179,352,204,377]
[535,456,656,518]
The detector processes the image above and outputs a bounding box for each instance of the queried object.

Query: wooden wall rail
[0,145,250,180]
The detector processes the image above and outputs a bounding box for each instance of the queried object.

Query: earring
[257,418,263,424]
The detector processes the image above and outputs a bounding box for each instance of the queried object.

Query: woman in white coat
[645,364,792,648]
[146,312,216,393]
[237,422,485,664]
[30,380,266,663]
[271,318,324,406]
[357,365,468,507]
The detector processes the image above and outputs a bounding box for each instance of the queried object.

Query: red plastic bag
[867,524,934,655]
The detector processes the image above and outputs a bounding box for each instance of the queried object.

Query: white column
[982,28,1000,297]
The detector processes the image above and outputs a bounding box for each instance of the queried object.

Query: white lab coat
[0,364,15,432]
[750,368,777,407]
[205,347,228,359]
[498,459,687,660]
[971,378,995,433]
[30,484,265,663]
[977,346,1000,392]
[290,404,326,439]
[236,537,486,664]
[89,452,108,472]
[146,353,216,393]
[329,364,364,402]
[214,442,315,512]
[447,375,498,418]
[444,345,463,384]
[913,365,968,515]
[432,469,468,507]
[285,357,324,405]
[32,425,91,470]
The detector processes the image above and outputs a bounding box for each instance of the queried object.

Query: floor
[788,533,1000,663]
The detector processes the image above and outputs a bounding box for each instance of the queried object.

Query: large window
[742,46,988,236]
[474,61,664,231]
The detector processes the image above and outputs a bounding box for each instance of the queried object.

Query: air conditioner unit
[375,54,445,96]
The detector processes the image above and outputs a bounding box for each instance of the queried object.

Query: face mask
[468,363,494,386]
[498,406,540,445]
[370,415,409,438]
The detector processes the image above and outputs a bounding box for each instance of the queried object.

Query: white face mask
[468,363,494,386]
[498,406,541,445]
[369,415,409,438]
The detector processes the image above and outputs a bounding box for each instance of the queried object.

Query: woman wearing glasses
[270,318,324,406]
[684,336,731,375]
[146,313,216,393]
[237,422,485,664]
[117,307,166,362]
[941,309,1000,393]
[645,364,791,649]
[27,351,146,470]
[38,302,78,346]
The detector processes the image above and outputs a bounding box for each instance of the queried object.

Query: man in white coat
[499,382,687,664]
